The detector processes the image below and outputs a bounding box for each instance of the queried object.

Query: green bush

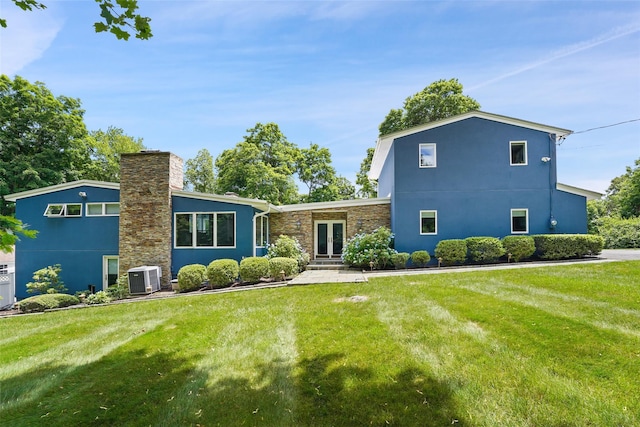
[342,226,397,269]
[502,235,536,262]
[19,293,80,313]
[267,235,310,271]
[391,252,410,269]
[85,291,111,305]
[594,216,640,248]
[268,257,299,279]
[177,264,207,292]
[410,250,431,267]
[533,234,604,260]
[434,239,467,266]
[106,274,130,300]
[26,264,67,295]
[465,237,505,263]
[206,259,239,288]
[239,257,270,283]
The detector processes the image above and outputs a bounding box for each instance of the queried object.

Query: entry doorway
[103,256,119,291]
[315,220,345,259]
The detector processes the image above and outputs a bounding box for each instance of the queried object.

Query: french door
[315,221,345,259]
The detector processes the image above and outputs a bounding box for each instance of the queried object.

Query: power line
[571,118,640,134]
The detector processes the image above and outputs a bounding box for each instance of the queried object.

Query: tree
[2,0,152,40]
[82,126,145,182]
[379,78,480,135]
[0,75,90,216]
[605,158,640,218]
[0,215,37,253]
[356,147,377,198]
[307,176,355,203]
[184,148,216,193]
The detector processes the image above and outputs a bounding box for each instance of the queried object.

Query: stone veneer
[118,151,183,287]
[269,201,391,259]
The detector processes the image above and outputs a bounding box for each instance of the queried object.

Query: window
[86,203,120,216]
[419,143,437,168]
[175,212,236,248]
[255,216,269,247]
[44,203,82,217]
[511,209,529,233]
[420,210,437,235]
[0,264,7,274]
[510,141,527,165]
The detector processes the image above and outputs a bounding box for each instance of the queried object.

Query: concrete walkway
[288,249,640,285]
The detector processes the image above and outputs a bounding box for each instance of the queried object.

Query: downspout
[253,206,272,257]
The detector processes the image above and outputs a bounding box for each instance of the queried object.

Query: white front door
[103,256,119,291]
[315,220,345,259]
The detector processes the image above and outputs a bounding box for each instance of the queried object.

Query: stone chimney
[118,151,183,287]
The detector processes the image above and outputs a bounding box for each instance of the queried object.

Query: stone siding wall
[118,152,183,287]
[269,202,390,259]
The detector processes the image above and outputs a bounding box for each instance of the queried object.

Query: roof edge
[556,183,603,200]
[276,197,391,212]
[171,190,273,211]
[5,180,120,202]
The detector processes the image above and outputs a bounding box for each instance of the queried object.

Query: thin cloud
[468,22,640,91]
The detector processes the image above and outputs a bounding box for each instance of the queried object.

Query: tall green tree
[184,148,216,193]
[605,158,640,218]
[379,78,480,135]
[0,75,90,216]
[82,126,145,182]
[356,147,377,198]
[296,143,355,202]
[2,0,152,40]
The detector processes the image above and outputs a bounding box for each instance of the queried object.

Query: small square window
[420,210,437,235]
[105,203,120,215]
[419,143,437,168]
[86,203,104,216]
[510,141,527,165]
[511,209,529,234]
[44,204,64,216]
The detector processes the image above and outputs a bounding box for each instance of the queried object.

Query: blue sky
[1,0,639,194]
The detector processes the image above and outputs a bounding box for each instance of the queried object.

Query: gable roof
[557,183,603,200]
[368,110,572,180]
[4,180,120,202]
[172,190,274,211]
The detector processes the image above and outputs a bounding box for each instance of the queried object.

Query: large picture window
[419,143,437,168]
[420,210,437,235]
[175,212,236,248]
[511,208,529,234]
[510,141,527,165]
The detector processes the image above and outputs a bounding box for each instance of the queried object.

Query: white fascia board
[277,197,391,213]
[171,190,273,211]
[557,183,603,200]
[369,110,573,180]
[5,180,120,202]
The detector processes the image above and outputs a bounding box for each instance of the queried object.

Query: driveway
[600,249,640,261]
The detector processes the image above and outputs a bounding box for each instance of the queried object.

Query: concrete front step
[307,262,349,271]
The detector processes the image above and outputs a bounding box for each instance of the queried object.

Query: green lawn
[1,261,639,426]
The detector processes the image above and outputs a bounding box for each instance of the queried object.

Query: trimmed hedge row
[19,293,80,313]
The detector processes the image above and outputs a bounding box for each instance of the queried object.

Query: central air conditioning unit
[127,266,162,295]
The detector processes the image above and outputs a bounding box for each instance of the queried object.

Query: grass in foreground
[0,261,638,426]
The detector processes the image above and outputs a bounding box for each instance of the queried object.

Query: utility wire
[571,118,640,134]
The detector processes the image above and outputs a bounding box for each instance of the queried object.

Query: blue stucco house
[5,111,600,300]
[368,110,601,255]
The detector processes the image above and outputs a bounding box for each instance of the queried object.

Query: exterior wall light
[541,157,551,163]
[79,191,87,198]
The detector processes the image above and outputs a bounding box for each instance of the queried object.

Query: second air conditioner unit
[127,266,162,295]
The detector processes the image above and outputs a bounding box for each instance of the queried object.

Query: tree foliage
[356,147,377,198]
[379,78,480,135]
[2,0,152,40]
[184,149,216,193]
[0,75,90,216]
[296,143,355,202]
[0,215,37,253]
[82,126,145,182]
[605,158,640,219]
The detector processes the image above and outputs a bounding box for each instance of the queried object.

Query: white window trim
[510,208,529,234]
[419,210,438,235]
[86,202,120,216]
[174,212,237,249]
[43,203,82,217]
[419,143,437,168]
[510,140,528,166]
[255,215,269,248]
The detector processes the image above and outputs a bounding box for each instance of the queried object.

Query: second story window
[510,141,527,165]
[44,203,82,217]
[419,143,437,168]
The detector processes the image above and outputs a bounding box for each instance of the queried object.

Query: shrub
[106,274,130,300]
[267,235,310,271]
[85,291,111,305]
[594,216,640,248]
[26,264,67,295]
[206,259,239,288]
[533,234,605,260]
[177,264,207,292]
[19,293,80,313]
[268,257,299,279]
[342,226,397,269]
[239,257,270,283]
[434,239,467,266]
[391,252,410,269]
[465,237,505,263]
[502,235,536,262]
[410,250,431,267]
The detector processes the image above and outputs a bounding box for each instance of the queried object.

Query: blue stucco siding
[14,186,120,299]
[170,196,260,278]
[552,189,588,234]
